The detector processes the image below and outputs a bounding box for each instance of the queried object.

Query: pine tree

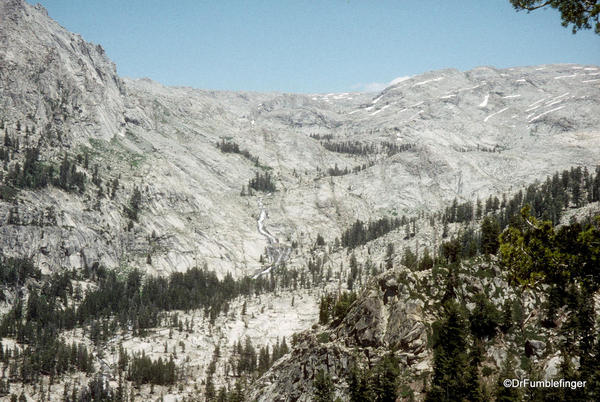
[480,215,501,255]
[426,301,471,401]
[313,369,334,402]
[495,355,521,401]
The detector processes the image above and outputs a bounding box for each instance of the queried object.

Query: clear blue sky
[37,0,599,93]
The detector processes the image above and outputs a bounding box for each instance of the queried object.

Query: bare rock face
[525,339,547,358]
[0,0,125,142]
[0,0,599,278]
[334,270,428,354]
[251,332,358,402]
[249,266,432,401]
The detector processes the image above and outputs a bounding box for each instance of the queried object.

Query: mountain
[0,1,599,400]
[1,0,599,279]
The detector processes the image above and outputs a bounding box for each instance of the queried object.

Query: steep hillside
[1,1,599,278]
[0,1,600,400]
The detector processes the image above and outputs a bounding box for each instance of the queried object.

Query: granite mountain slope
[0,0,599,280]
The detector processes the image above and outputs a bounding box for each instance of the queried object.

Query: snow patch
[479,94,489,108]
[413,77,444,87]
[528,106,565,123]
[370,104,390,116]
[332,93,350,100]
[372,94,384,104]
[502,94,521,99]
[546,92,569,104]
[582,78,600,83]
[527,97,550,108]
[545,99,566,107]
[458,85,481,92]
[554,74,578,79]
[484,107,509,123]
[389,76,411,86]
[542,92,570,108]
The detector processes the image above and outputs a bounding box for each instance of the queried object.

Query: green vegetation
[0,255,41,290]
[124,187,142,222]
[320,140,376,156]
[0,125,92,199]
[349,354,401,402]
[510,0,600,34]
[247,171,276,193]
[216,139,264,168]
[341,217,403,249]
[318,291,358,326]
[325,161,374,177]
[126,350,176,386]
[500,206,600,289]
[0,256,285,389]
[313,369,335,402]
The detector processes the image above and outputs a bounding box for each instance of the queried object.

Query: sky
[37,0,600,93]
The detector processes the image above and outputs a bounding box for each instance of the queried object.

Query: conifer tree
[426,301,471,401]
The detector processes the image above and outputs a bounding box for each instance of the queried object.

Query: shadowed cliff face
[1,0,599,277]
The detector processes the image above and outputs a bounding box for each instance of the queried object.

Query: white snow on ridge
[458,85,481,92]
[584,68,598,71]
[484,107,509,122]
[527,97,550,108]
[440,94,456,99]
[502,94,521,99]
[348,110,360,115]
[516,79,526,83]
[410,101,424,107]
[390,76,411,86]
[332,93,350,100]
[554,74,578,79]
[479,94,489,107]
[413,77,444,87]
[543,92,570,108]
[546,99,567,108]
[370,104,390,115]
[546,92,569,103]
[528,105,565,123]
[582,78,600,83]
[372,94,384,104]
